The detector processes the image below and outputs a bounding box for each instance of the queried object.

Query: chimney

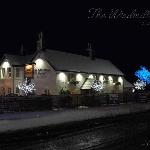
[37,32,43,51]
[86,43,95,60]
[20,44,24,55]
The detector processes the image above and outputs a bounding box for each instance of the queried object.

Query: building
[0,54,33,95]
[123,79,134,93]
[0,48,125,96]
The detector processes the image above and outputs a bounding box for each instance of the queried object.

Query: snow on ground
[0,103,150,133]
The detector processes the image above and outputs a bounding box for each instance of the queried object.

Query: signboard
[34,69,51,78]
[24,64,34,78]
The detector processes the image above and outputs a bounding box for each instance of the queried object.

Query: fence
[0,93,148,112]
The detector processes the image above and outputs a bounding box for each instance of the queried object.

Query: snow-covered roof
[1,54,33,66]
[124,79,134,88]
[37,49,124,75]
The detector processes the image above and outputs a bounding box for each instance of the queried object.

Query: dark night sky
[0,1,150,82]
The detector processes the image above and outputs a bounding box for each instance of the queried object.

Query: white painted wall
[33,58,57,95]
[0,60,24,95]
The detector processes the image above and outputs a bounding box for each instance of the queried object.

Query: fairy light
[91,80,103,92]
[134,79,146,90]
[17,78,36,95]
[135,66,150,84]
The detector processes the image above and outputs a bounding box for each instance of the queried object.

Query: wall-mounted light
[118,77,123,83]
[108,76,113,82]
[26,64,32,70]
[35,58,44,68]
[88,74,94,79]
[99,75,105,82]
[2,61,10,68]
[58,72,67,82]
[76,73,83,82]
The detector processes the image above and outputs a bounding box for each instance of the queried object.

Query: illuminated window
[25,64,33,78]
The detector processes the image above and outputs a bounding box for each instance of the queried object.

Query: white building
[0,54,33,95]
[0,49,125,95]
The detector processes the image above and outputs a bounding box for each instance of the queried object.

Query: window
[1,87,5,96]
[8,88,11,94]
[68,73,75,81]
[16,68,20,77]
[7,67,11,78]
[2,68,5,78]
[16,87,19,93]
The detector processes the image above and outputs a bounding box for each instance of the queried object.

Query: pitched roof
[2,54,33,66]
[37,49,124,75]
[124,79,134,88]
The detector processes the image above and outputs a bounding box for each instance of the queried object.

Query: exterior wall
[0,60,12,95]
[33,58,57,95]
[56,72,124,95]
[13,67,25,95]
[101,75,123,93]
[56,72,88,94]
[0,57,124,96]
[0,60,25,95]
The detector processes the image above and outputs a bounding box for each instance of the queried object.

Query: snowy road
[0,103,150,133]
[3,116,150,150]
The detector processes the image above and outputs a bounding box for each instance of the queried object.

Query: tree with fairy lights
[91,80,104,94]
[134,66,150,91]
[134,79,146,90]
[17,78,36,95]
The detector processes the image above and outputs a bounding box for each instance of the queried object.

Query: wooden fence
[0,93,148,112]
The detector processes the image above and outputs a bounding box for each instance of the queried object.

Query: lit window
[25,64,33,78]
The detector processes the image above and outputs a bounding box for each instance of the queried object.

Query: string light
[91,80,103,92]
[135,66,150,84]
[17,78,36,95]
